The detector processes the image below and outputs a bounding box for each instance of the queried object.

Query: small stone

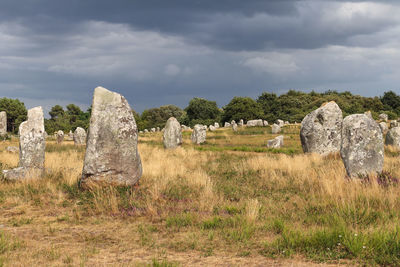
[271,124,281,134]
[6,146,18,153]
[385,127,400,147]
[191,124,207,144]
[267,135,284,148]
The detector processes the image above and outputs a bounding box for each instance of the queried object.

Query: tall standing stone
[214,122,220,129]
[73,127,87,145]
[300,101,343,155]
[2,107,45,180]
[56,130,64,144]
[385,127,400,147]
[238,119,244,127]
[232,123,238,132]
[341,114,384,178]
[163,117,182,149]
[81,86,142,188]
[0,111,6,137]
[191,124,207,144]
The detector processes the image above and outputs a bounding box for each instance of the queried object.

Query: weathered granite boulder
[73,127,87,145]
[3,107,45,180]
[300,101,342,155]
[267,135,284,148]
[224,122,231,128]
[232,123,238,132]
[6,146,18,153]
[80,86,142,188]
[271,124,281,134]
[0,111,6,137]
[276,119,284,127]
[379,122,388,134]
[341,114,384,178]
[214,122,220,129]
[385,127,400,147]
[263,120,268,126]
[56,130,64,144]
[247,119,263,127]
[379,113,388,122]
[163,117,182,149]
[209,125,216,131]
[191,124,207,144]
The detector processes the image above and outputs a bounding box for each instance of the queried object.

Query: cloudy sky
[1,0,400,114]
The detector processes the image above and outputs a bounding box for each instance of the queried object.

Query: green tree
[140,105,185,130]
[222,97,263,123]
[184,98,221,126]
[0,98,27,133]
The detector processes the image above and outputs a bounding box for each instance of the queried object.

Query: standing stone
[56,130,64,144]
[68,130,73,139]
[379,122,388,134]
[263,120,268,126]
[0,111,6,136]
[231,120,236,125]
[209,125,216,131]
[73,127,87,145]
[139,130,143,134]
[191,124,207,144]
[385,127,400,147]
[232,123,238,132]
[151,128,156,133]
[144,129,149,133]
[300,102,343,155]
[163,117,182,149]
[341,114,384,178]
[267,135,284,148]
[81,86,142,188]
[224,122,231,128]
[214,122,220,129]
[276,119,284,127]
[238,119,244,127]
[379,113,388,122]
[2,107,45,180]
[156,127,160,132]
[284,121,289,125]
[6,146,18,153]
[271,124,281,134]
[247,119,263,127]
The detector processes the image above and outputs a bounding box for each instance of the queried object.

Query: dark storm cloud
[1,0,400,114]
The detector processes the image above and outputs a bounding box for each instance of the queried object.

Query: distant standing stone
[238,119,244,127]
[300,101,343,155]
[151,128,156,132]
[379,122,388,134]
[263,120,268,126]
[232,123,238,132]
[209,125,216,131]
[68,130,73,139]
[214,122,220,128]
[379,113,388,122]
[163,117,182,149]
[144,129,149,133]
[276,119,284,127]
[0,111,6,136]
[247,119,263,127]
[224,122,231,128]
[271,124,281,134]
[81,86,142,188]
[341,114,384,178]
[191,124,207,144]
[2,107,45,180]
[267,135,284,148]
[73,127,87,145]
[156,127,160,132]
[385,127,400,147]
[6,146,18,153]
[56,130,64,144]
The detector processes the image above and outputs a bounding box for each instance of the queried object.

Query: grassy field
[0,125,399,266]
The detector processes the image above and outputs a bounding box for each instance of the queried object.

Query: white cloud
[242,53,299,75]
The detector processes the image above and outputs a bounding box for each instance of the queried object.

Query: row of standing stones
[300,101,396,178]
[2,86,142,189]
[2,87,386,187]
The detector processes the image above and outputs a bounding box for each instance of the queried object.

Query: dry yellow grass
[0,129,398,266]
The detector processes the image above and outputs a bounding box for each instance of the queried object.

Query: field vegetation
[0,126,399,266]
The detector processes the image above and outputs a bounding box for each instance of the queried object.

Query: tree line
[1,90,400,133]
